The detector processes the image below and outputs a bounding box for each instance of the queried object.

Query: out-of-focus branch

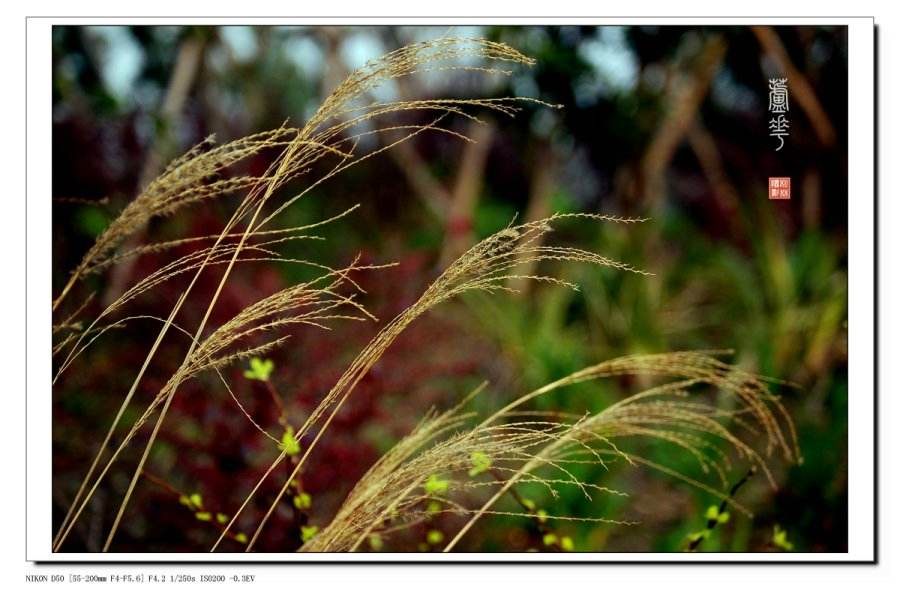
[378,71,453,223]
[802,167,822,229]
[385,133,452,223]
[686,119,746,240]
[752,26,837,147]
[439,120,495,266]
[101,34,206,307]
[640,35,727,207]
[506,144,556,293]
[319,30,453,223]
[138,36,206,190]
[320,27,348,103]
[316,28,496,263]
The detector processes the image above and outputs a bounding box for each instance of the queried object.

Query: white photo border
[26,16,876,563]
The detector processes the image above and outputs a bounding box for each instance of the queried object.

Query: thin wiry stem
[231,214,649,551]
[56,36,543,553]
[296,351,795,553]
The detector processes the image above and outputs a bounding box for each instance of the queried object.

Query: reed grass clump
[51,35,798,554]
[303,351,797,552]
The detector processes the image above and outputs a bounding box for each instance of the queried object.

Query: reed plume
[53,35,556,553]
[51,35,800,555]
[304,352,797,552]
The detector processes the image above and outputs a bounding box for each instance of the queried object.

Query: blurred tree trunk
[687,119,746,240]
[439,121,495,266]
[506,144,556,293]
[639,34,726,208]
[101,33,206,307]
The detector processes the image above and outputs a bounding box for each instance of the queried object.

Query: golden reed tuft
[51,37,797,554]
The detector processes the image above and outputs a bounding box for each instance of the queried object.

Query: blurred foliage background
[51,25,848,553]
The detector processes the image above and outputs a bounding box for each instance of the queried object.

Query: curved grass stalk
[296,352,796,553]
[442,353,797,551]
[55,36,545,553]
[223,213,648,551]
[55,136,351,549]
[100,126,324,551]
[52,128,299,312]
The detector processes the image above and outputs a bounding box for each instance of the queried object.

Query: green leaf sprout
[244,357,274,382]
